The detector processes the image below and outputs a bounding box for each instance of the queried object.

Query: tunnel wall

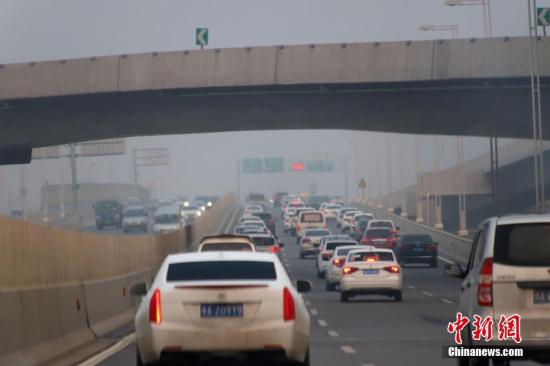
[0,193,237,366]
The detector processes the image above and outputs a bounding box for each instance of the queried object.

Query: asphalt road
[94,206,528,366]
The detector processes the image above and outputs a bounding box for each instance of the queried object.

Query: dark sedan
[395,234,438,268]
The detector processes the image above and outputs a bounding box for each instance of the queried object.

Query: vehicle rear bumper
[398,255,436,263]
[327,268,343,283]
[138,321,308,364]
[340,277,401,292]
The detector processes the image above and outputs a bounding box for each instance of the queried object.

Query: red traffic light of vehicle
[291,162,305,172]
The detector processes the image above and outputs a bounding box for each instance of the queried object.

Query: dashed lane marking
[438,255,454,265]
[327,330,339,337]
[317,319,328,327]
[422,291,433,297]
[407,285,416,290]
[340,345,356,354]
[441,298,453,304]
[310,308,318,315]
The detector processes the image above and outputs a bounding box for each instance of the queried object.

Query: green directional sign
[264,157,284,173]
[242,158,262,173]
[307,159,333,172]
[538,8,550,26]
[196,28,209,47]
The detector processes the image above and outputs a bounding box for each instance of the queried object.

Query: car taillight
[426,243,437,252]
[283,287,295,321]
[384,265,400,273]
[477,257,493,307]
[391,230,397,234]
[361,238,370,245]
[342,266,359,275]
[149,288,162,324]
[269,245,280,254]
[332,258,345,267]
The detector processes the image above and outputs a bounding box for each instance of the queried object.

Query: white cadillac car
[132,251,311,365]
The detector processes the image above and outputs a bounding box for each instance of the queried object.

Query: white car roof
[334,244,360,252]
[348,247,394,254]
[165,251,278,265]
[370,219,393,223]
[496,214,550,225]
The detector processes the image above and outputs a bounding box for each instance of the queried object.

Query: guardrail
[0,193,238,366]
[359,204,473,266]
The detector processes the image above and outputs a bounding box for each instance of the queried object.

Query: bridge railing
[0,193,238,366]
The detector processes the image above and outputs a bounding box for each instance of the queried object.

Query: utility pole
[433,136,444,229]
[20,165,28,218]
[236,159,241,203]
[344,157,349,205]
[70,143,79,215]
[416,135,425,223]
[386,134,394,212]
[59,158,66,218]
[457,136,468,236]
[399,135,408,217]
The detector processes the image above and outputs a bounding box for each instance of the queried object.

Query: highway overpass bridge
[0,36,549,162]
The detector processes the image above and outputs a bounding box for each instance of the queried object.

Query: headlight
[207,201,212,207]
[196,210,202,217]
[184,201,189,207]
[201,206,206,212]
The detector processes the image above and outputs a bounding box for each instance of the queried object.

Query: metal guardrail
[360,204,473,266]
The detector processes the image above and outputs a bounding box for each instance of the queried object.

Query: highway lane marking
[305,300,312,306]
[340,345,356,354]
[327,330,339,337]
[77,333,135,366]
[361,364,376,366]
[438,255,454,265]
[441,298,454,304]
[407,285,416,289]
[422,291,433,297]
[317,319,328,327]
[310,308,319,315]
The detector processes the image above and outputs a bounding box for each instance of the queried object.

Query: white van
[153,205,182,233]
[296,210,326,241]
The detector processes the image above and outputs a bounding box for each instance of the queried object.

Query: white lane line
[422,291,433,297]
[317,319,328,327]
[407,285,416,290]
[327,330,339,337]
[340,345,356,354]
[438,255,454,265]
[305,300,312,306]
[310,308,319,315]
[361,364,376,366]
[224,207,241,232]
[441,298,453,304]
[77,333,135,366]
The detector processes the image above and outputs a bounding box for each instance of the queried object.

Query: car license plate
[363,269,379,275]
[534,289,550,304]
[412,247,424,252]
[200,303,244,318]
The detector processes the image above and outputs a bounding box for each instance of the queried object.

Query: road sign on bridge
[358,177,367,189]
[196,28,209,47]
[538,8,550,26]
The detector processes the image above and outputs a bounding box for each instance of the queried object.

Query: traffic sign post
[196,28,209,49]
[538,8,550,35]
[358,177,367,203]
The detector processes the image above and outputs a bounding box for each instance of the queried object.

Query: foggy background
[0,0,543,212]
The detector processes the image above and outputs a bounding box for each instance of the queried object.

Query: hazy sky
[0,0,538,212]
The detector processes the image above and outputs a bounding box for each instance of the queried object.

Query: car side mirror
[445,263,467,279]
[130,282,148,297]
[295,280,312,293]
[279,243,285,248]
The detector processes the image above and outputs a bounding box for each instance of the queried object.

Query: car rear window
[254,213,272,220]
[366,229,392,238]
[248,194,265,201]
[348,251,395,262]
[335,246,358,256]
[251,236,275,246]
[167,261,277,281]
[402,235,433,244]
[327,205,341,210]
[306,230,330,237]
[300,212,323,223]
[494,223,550,266]
[370,221,392,228]
[326,241,355,250]
[200,243,253,252]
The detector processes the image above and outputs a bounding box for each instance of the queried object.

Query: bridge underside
[1,78,549,156]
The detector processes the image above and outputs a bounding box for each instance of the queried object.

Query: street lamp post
[444,0,492,37]
[386,134,394,213]
[399,135,408,217]
[415,135,425,223]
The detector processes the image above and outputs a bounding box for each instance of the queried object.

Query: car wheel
[430,258,438,268]
[394,291,402,302]
[317,270,324,279]
[340,292,349,302]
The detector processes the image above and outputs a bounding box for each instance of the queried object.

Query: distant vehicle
[10,210,23,219]
[299,228,332,259]
[122,205,148,233]
[271,191,288,207]
[396,234,438,268]
[94,200,123,230]
[252,212,277,234]
[244,204,264,215]
[351,219,371,241]
[234,222,268,235]
[282,200,306,218]
[124,197,141,211]
[290,207,316,236]
[248,233,284,254]
[331,195,345,205]
[361,228,398,249]
[340,248,402,302]
[295,210,326,241]
[325,243,361,291]
[198,234,255,252]
[323,204,343,221]
[195,195,219,208]
[316,238,357,279]
[307,195,331,210]
[351,213,374,234]
[337,207,358,227]
[132,251,312,366]
[341,210,363,232]
[445,215,550,364]
[180,204,201,224]
[153,205,182,233]
[366,219,398,234]
[246,192,266,205]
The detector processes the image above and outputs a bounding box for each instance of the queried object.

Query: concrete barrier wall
[0,193,237,366]
[361,204,473,266]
